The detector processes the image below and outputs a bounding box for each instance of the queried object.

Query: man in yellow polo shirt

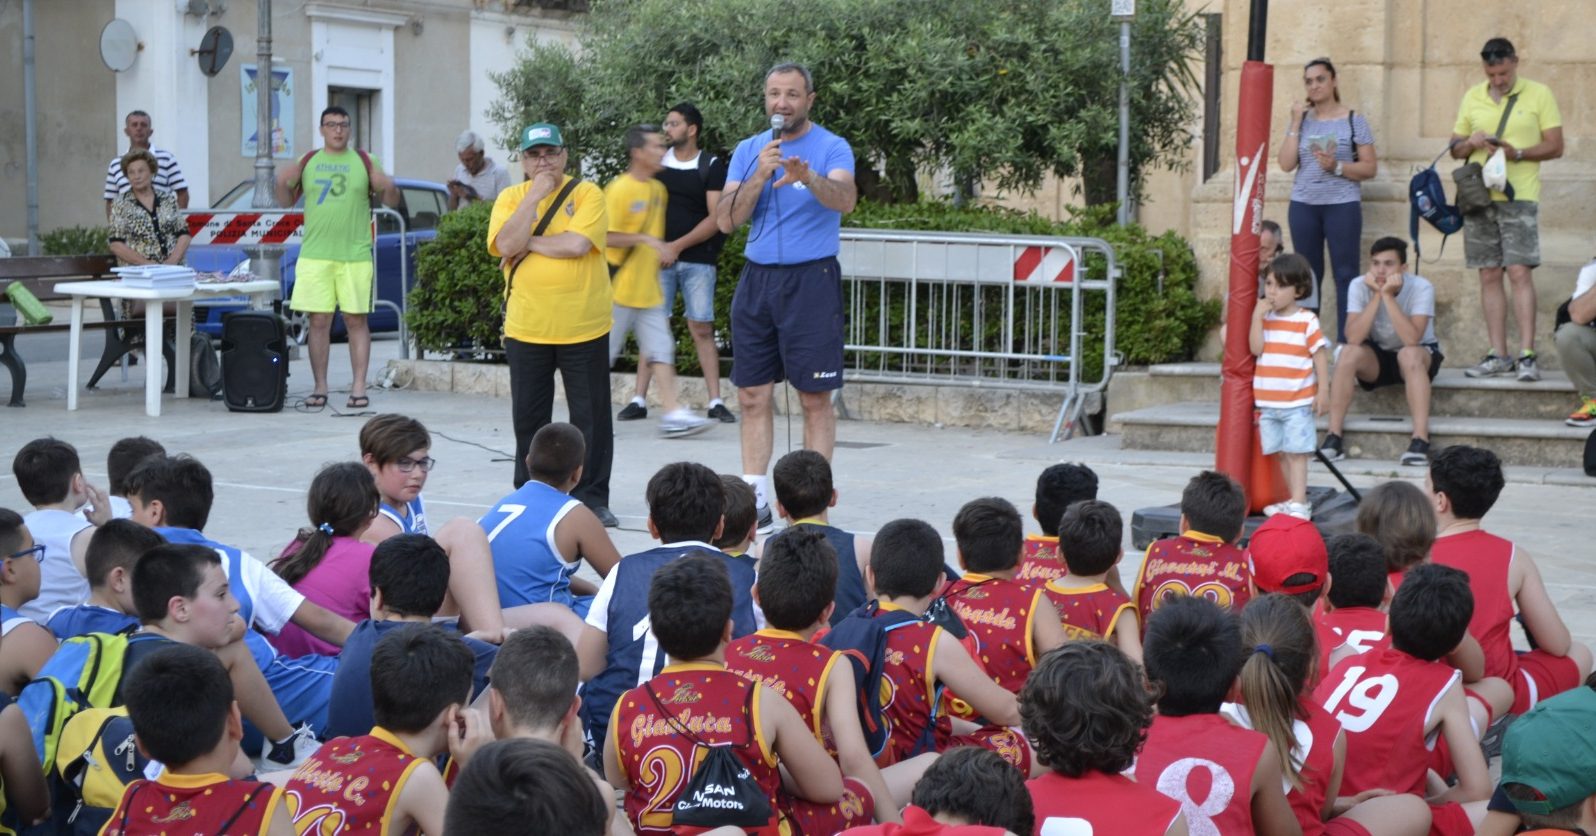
[1450,37,1565,383]
[605,125,712,438]
[488,123,617,526]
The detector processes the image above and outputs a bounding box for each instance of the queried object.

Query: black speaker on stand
[221,311,289,412]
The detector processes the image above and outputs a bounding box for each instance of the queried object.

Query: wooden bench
[0,255,174,407]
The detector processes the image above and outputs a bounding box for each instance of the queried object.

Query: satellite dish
[196,26,234,77]
[100,18,140,73]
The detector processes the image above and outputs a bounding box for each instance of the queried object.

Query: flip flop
[303,393,328,408]
[346,395,370,409]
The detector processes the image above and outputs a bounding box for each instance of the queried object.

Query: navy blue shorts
[730,257,844,392]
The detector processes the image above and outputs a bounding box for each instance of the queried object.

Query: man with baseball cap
[488,122,617,526]
[1246,515,1330,608]
[1497,681,1596,833]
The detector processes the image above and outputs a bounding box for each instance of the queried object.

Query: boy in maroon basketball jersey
[1134,471,1253,629]
[1042,500,1141,662]
[1016,463,1099,584]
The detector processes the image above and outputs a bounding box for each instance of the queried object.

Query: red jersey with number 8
[1131,712,1267,836]
[1312,647,1460,796]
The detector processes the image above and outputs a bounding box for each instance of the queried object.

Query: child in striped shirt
[1251,253,1330,519]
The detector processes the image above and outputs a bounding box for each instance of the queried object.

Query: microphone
[770,114,785,142]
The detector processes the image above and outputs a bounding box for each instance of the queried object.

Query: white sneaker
[255,724,320,772]
[1283,501,1313,520]
[659,409,714,438]
[1263,501,1288,517]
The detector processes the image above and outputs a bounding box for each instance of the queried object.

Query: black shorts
[1358,342,1444,391]
[730,257,844,392]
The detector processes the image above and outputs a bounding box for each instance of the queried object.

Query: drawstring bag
[645,683,773,830]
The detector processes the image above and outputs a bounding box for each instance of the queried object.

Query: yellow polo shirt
[1452,77,1562,203]
[488,176,611,344]
[603,174,666,310]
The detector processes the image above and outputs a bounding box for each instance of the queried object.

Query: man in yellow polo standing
[275,105,399,409]
[488,123,617,526]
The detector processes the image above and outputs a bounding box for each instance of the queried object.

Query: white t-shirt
[221,549,306,635]
[20,509,92,622]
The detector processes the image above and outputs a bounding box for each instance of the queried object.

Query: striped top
[1255,309,1328,408]
[1289,112,1373,205]
[103,146,188,200]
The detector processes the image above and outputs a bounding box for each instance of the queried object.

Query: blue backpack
[820,602,941,760]
[1410,145,1465,262]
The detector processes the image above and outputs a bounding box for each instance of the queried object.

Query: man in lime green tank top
[274,106,399,410]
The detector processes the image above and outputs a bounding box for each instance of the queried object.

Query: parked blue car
[185,178,449,339]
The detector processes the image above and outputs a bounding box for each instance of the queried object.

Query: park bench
[0,255,174,407]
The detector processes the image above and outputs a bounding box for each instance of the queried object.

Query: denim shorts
[1259,405,1317,455]
[659,260,718,322]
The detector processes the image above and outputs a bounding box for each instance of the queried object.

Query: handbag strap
[1495,92,1519,139]
[1348,111,1358,162]
[503,176,583,304]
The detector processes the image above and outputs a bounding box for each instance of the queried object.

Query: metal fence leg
[1049,394,1077,443]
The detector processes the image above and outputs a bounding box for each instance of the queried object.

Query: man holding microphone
[718,62,857,528]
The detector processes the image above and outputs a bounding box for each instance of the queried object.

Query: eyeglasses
[514,147,565,161]
[395,456,436,473]
[6,545,45,564]
[1481,49,1515,62]
[322,121,351,130]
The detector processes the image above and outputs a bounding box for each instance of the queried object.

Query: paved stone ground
[3,334,1593,650]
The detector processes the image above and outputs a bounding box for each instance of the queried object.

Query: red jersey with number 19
[1312,647,1460,797]
[1131,712,1267,836]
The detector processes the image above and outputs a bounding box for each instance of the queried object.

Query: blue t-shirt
[727,122,855,265]
[481,481,583,609]
[323,619,496,739]
[47,604,138,640]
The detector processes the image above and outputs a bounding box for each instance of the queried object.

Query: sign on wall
[241,64,294,158]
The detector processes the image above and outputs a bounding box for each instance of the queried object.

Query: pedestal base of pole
[1130,486,1358,551]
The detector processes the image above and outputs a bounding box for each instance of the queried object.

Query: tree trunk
[885,153,919,203]
[1080,151,1119,208]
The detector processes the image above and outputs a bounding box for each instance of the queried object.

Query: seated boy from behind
[104,435,166,519]
[103,643,293,836]
[941,498,1065,708]
[768,450,871,625]
[1312,563,1494,835]
[840,747,1035,836]
[47,519,163,640]
[1497,680,1596,835]
[1021,642,1186,835]
[324,534,498,740]
[1043,500,1141,661]
[285,624,490,835]
[1134,470,1252,629]
[604,555,844,834]
[1130,596,1300,836]
[445,738,611,836]
[1016,462,1098,585]
[725,529,894,829]
[11,437,112,621]
[714,475,759,560]
[0,509,56,697]
[862,519,1033,774]
[1318,532,1392,671]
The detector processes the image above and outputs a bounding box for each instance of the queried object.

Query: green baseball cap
[519,123,564,150]
[1499,685,1596,815]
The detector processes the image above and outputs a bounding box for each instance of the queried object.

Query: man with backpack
[1450,37,1564,383]
[620,103,737,425]
[273,105,400,411]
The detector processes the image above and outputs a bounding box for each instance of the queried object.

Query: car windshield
[212,182,305,210]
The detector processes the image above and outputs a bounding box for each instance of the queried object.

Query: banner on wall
[241,64,293,159]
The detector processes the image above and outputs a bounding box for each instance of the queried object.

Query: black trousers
[505,334,612,508]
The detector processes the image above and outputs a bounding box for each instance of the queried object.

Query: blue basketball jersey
[580,542,760,753]
[480,481,583,608]
[46,604,138,640]
[378,496,429,535]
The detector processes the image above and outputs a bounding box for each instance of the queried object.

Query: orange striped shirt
[1254,309,1328,408]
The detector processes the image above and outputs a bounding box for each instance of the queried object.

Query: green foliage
[406,202,505,352]
[40,226,109,256]
[489,0,1203,204]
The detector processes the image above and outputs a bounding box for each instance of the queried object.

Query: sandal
[303,393,328,408]
[346,395,370,409]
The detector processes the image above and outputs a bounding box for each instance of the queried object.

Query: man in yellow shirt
[1450,38,1564,384]
[488,123,618,526]
[605,125,712,437]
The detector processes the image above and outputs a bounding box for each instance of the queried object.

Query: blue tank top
[378,497,428,535]
[480,481,583,608]
[580,542,760,753]
[0,606,30,638]
[777,522,866,626]
[46,605,139,640]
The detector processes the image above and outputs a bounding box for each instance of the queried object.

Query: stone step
[1116,400,1590,468]
[1107,362,1580,426]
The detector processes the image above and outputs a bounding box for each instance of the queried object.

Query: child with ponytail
[1228,593,1432,836]
[269,461,380,657]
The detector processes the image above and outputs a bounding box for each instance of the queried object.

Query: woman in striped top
[1252,255,1331,520]
[1278,57,1378,343]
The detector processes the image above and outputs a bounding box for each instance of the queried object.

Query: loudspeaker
[221,311,289,413]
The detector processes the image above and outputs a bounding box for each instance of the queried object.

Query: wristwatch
[1515,148,1525,162]
[1334,161,1344,177]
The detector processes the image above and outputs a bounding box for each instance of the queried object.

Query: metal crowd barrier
[837,229,1120,442]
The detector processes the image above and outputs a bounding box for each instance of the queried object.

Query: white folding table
[53,279,279,416]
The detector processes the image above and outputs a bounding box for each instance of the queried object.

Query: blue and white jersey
[578,541,760,752]
[378,496,429,535]
[46,604,138,640]
[0,605,34,638]
[480,481,583,609]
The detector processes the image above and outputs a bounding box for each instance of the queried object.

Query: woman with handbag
[1278,57,1378,343]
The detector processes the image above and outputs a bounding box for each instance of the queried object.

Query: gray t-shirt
[1346,272,1438,351]
[452,158,512,204]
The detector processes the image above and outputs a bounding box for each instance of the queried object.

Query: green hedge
[406,199,1219,379]
[40,226,109,256]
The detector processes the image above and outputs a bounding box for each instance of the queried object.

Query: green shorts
[1463,201,1540,269]
[290,257,374,314]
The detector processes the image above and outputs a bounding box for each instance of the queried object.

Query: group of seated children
[4,414,1594,836]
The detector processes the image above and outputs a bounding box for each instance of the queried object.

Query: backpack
[643,682,773,830]
[18,632,133,777]
[1409,145,1465,262]
[188,331,223,399]
[819,602,941,760]
[52,707,149,835]
[1584,429,1596,478]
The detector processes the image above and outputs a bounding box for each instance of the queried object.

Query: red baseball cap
[1247,515,1328,595]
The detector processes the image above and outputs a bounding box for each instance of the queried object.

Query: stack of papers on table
[112,265,197,290]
